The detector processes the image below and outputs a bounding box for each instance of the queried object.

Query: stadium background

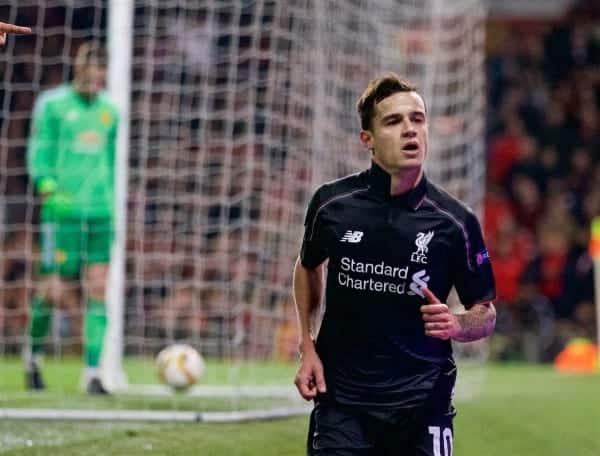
[1,0,596,366]
[0,0,599,454]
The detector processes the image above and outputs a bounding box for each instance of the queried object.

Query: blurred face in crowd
[360,91,428,175]
[74,60,106,100]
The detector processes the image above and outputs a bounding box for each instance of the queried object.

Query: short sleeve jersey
[300,162,496,408]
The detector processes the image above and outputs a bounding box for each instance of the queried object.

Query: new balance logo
[340,230,364,243]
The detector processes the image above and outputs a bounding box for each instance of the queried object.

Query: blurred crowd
[0,3,598,363]
[0,3,309,359]
[485,5,599,361]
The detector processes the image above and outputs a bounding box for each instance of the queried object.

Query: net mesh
[125,0,487,360]
[0,0,487,416]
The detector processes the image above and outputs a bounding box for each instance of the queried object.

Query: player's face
[361,91,428,174]
[75,63,106,99]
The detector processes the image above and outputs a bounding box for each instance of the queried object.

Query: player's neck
[76,91,96,103]
[389,168,423,196]
[72,83,97,103]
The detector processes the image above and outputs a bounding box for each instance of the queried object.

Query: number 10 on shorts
[428,426,453,456]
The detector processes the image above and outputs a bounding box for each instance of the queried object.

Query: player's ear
[359,130,373,153]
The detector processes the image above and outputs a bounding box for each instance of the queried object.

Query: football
[156,344,205,391]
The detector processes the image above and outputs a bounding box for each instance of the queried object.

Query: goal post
[103,0,134,392]
[0,0,489,421]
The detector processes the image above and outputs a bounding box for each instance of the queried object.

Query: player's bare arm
[420,287,496,342]
[293,258,327,400]
[0,22,32,46]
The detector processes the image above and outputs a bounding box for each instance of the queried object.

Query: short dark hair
[356,73,419,130]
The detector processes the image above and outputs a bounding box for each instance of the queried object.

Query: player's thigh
[414,409,455,456]
[307,401,373,456]
[38,221,81,279]
[82,218,112,265]
[82,262,109,299]
[34,274,64,306]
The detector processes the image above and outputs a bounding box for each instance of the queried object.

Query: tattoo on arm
[453,302,496,342]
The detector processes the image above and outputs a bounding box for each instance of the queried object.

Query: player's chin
[395,158,424,170]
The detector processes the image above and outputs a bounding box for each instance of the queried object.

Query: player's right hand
[294,347,327,401]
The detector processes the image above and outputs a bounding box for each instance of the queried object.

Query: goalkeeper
[24,42,119,395]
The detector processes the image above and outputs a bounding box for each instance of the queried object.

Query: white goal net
[0,0,487,420]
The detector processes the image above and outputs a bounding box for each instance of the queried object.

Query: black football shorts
[307,367,457,456]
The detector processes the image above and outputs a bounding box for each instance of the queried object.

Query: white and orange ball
[156,344,205,391]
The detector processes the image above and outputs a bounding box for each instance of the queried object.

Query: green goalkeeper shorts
[39,218,113,278]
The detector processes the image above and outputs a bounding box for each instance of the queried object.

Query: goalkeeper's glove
[37,177,74,218]
[37,176,58,195]
[44,192,75,218]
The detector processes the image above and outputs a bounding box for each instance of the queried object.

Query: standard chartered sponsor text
[338,257,409,294]
[340,257,409,278]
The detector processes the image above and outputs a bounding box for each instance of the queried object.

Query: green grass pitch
[1,359,599,455]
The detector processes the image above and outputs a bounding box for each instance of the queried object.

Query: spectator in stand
[483,183,513,242]
[494,271,555,362]
[524,226,570,318]
[560,234,594,323]
[489,213,532,306]
[508,173,544,234]
[485,5,599,361]
[506,135,546,192]
[538,145,561,183]
[540,100,578,163]
[567,147,594,200]
[488,114,528,185]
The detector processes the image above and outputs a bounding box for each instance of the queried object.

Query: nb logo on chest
[340,230,364,243]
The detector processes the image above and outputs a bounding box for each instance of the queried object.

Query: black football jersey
[300,162,496,408]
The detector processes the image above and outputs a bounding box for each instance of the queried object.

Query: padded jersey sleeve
[299,187,329,268]
[452,211,496,309]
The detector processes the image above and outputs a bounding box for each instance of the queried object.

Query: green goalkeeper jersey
[27,85,119,220]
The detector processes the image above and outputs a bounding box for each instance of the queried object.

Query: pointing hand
[420,287,460,340]
[0,22,32,47]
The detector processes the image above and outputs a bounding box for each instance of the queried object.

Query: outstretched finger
[422,287,441,304]
[0,22,32,35]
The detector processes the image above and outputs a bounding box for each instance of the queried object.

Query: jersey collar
[69,85,100,107]
[367,161,427,210]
